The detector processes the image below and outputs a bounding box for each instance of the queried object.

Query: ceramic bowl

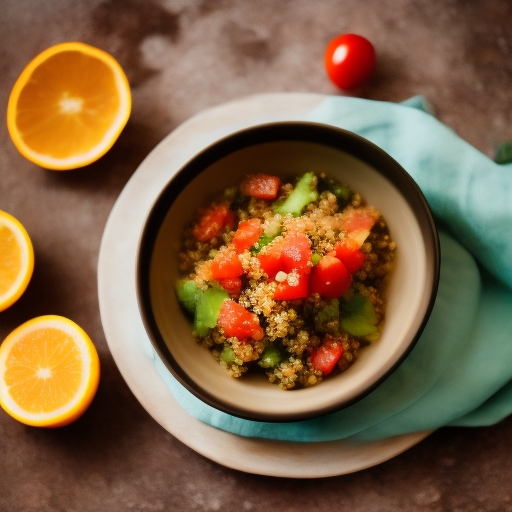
[136,121,440,423]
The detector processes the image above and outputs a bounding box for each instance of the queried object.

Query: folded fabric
[149,96,512,442]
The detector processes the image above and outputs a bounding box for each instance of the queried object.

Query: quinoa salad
[176,172,396,390]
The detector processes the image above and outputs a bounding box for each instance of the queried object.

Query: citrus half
[0,210,34,312]
[7,42,131,170]
[0,316,100,427]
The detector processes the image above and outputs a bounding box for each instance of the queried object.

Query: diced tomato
[281,234,312,274]
[209,247,243,279]
[258,249,283,280]
[257,234,311,279]
[339,207,379,247]
[192,204,231,242]
[333,238,365,273]
[273,272,309,300]
[217,300,264,341]
[223,210,236,231]
[310,337,344,374]
[232,218,264,254]
[217,276,242,297]
[240,174,281,200]
[309,255,352,299]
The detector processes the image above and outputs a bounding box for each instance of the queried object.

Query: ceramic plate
[98,93,432,478]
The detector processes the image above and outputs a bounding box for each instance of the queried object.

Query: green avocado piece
[176,280,203,313]
[340,293,378,337]
[194,287,229,337]
[258,343,282,369]
[272,172,318,216]
[220,346,236,366]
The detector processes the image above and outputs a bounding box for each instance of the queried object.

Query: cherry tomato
[309,255,351,299]
[324,34,376,89]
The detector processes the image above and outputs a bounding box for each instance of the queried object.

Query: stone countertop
[1,1,512,511]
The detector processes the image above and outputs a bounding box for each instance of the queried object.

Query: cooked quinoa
[176,172,396,389]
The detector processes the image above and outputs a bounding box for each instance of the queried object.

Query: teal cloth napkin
[151,96,512,442]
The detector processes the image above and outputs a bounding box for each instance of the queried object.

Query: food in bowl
[176,171,396,390]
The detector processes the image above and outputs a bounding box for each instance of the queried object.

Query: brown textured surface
[1,0,512,510]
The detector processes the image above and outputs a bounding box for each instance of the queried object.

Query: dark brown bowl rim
[136,121,440,423]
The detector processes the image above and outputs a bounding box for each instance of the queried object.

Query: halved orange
[0,316,100,427]
[7,42,131,170]
[0,210,34,312]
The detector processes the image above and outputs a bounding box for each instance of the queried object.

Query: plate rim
[97,92,433,478]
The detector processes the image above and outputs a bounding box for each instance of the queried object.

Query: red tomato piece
[333,238,365,273]
[339,207,378,233]
[339,207,379,247]
[223,210,236,231]
[273,272,309,301]
[257,234,312,279]
[240,174,281,200]
[257,250,283,280]
[310,337,344,374]
[217,276,242,297]
[281,234,312,274]
[192,204,230,242]
[309,255,352,299]
[257,238,284,279]
[232,218,264,254]
[209,247,243,279]
[217,300,264,341]
[324,34,376,90]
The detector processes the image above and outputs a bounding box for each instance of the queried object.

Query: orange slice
[0,316,100,427]
[0,210,34,312]
[7,42,131,170]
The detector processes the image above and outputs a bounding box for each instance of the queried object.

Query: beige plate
[98,93,433,478]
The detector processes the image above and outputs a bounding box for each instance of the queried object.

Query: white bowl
[137,122,439,422]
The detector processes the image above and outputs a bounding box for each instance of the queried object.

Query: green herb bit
[194,287,229,337]
[330,183,350,202]
[258,343,282,369]
[495,142,512,165]
[317,176,350,205]
[315,299,340,333]
[176,280,203,314]
[340,293,378,337]
[311,253,322,266]
[272,172,318,216]
[220,346,236,366]
[250,233,273,255]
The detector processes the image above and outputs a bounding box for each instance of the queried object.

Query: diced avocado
[258,343,282,369]
[220,346,236,366]
[194,287,229,337]
[365,329,381,344]
[272,172,318,216]
[315,299,339,333]
[340,293,378,337]
[176,280,203,313]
